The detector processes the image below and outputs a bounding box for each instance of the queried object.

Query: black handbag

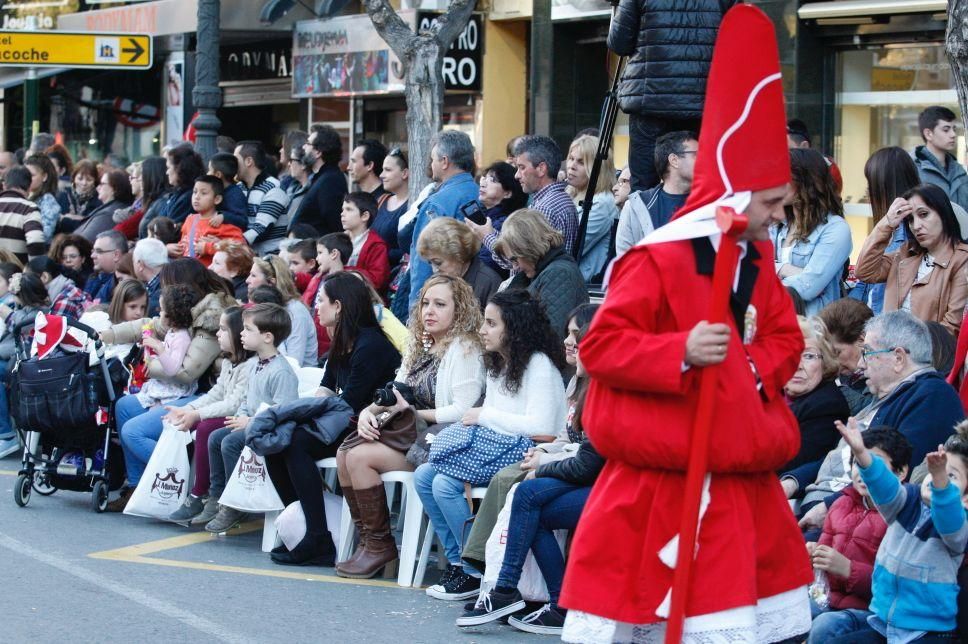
[11,350,99,433]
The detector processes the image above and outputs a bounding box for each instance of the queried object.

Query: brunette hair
[786,148,843,241]
[864,147,920,225]
[343,191,378,227]
[480,161,527,214]
[818,298,873,345]
[72,159,99,188]
[24,154,58,197]
[16,272,49,309]
[483,289,566,394]
[571,322,593,437]
[166,143,205,189]
[220,306,251,365]
[140,156,170,209]
[116,252,134,279]
[159,257,233,301]
[318,233,352,265]
[45,143,73,177]
[0,262,18,284]
[242,302,291,346]
[103,169,134,204]
[148,216,181,244]
[901,183,963,252]
[108,279,148,324]
[323,271,384,360]
[289,238,318,264]
[945,420,968,472]
[48,234,93,274]
[160,284,202,330]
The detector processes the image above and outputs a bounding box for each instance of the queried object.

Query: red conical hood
[676,4,790,219]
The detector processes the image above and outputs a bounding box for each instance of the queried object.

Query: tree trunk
[364,0,476,197]
[947,0,968,131]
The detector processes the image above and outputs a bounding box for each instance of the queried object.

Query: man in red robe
[560,5,813,642]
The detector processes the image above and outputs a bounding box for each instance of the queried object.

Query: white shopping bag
[124,426,192,519]
[218,446,284,513]
[274,493,343,553]
[481,482,566,603]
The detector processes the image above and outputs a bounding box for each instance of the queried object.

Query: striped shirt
[0,189,45,263]
[243,174,290,255]
[481,181,580,268]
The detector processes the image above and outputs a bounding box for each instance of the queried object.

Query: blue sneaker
[0,434,20,458]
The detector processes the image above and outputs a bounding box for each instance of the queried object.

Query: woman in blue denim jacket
[771,149,852,317]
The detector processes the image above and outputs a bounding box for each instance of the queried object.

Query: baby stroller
[11,313,125,512]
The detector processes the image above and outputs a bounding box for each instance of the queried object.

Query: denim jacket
[408,172,479,308]
[849,226,906,315]
[769,214,852,316]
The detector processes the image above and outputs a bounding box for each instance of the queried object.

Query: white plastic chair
[413,486,487,588]
[261,457,340,553]
[283,355,300,370]
[335,470,425,587]
[296,366,326,398]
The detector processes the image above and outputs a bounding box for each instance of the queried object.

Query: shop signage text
[0,31,152,69]
[417,12,482,92]
[223,42,293,82]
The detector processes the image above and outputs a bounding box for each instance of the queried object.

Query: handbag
[339,406,418,453]
[406,418,448,468]
[428,423,534,486]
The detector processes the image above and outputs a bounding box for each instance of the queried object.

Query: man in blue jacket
[913,106,968,211]
[407,130,479,309]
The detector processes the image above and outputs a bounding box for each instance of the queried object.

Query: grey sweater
[238,355,298,417]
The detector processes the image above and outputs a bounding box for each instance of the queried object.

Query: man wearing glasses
[84,230,127,305]
[785,311,964,539]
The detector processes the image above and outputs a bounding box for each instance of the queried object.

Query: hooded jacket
[101,290,236,385]
[245,395,354,455]
[606,0,736,118]
[913,146,968,212]
[818,486,887,610]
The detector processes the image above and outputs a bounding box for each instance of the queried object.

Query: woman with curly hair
[48,233,94,286]
[335,274,486,579]
[770,147,852,316]
[417,288,567,601]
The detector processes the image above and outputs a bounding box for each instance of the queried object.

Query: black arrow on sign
[122,38,145,64]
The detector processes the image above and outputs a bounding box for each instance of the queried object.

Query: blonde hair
[403,274,483,372]
[252,254,300,303]
[416,217,480,265]
[799,315,840,380]
[565,135,615,200]
[493,208,563,265]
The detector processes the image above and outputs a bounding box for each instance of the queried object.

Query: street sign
[0,31,152,70]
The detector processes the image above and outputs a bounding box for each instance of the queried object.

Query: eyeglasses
[91,247,115,255]
[61,253,80,261]
[479,174,499,186]
[861,345,897,359]
[388,147,405,158]
[800,352,821,362]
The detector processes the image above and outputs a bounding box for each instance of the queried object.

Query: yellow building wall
[479,19,528,164]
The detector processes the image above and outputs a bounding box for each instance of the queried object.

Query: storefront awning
[798,0,946,20]
[0,67,66,91]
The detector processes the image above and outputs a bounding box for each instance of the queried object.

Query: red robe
[560,236,812,624]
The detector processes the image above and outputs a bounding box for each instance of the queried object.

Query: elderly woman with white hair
[779,316,850,476]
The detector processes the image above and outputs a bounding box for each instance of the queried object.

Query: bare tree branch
[363,0,416,59]
[947,0,968,127]
[432,0,477,49]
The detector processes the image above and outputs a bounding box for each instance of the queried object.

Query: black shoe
[270,533,335,567]
[426,567,481,601]
[271,544,289,555]
[508,604,567,635]
[456,588,526,627]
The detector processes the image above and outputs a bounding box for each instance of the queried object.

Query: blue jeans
[809,609,875,643]
[116,393,197,486]
[415,462,474,570]
[496,477,589,605]
[207,427,246,498]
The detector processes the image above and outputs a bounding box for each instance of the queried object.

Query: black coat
[781,378,850,473]
[245,396,354,456]
[536,440,605,486]
[290,164,348,235]
[607,0,736,118]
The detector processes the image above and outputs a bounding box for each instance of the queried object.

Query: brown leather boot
[335,485,398,579]
[336,487,367,569]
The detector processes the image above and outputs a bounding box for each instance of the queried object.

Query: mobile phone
[460,200,488,226]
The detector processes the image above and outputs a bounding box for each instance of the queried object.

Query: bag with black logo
[11,350,99,435]
[124,424,192,519]
[218,446,284,513]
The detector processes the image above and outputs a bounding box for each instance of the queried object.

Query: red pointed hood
[675,4,790,220]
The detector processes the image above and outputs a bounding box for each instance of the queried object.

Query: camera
[459,200,489,226]
[373,381,416,407]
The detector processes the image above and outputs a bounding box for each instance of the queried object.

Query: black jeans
[628,113,702,192]
[265,427,346,536]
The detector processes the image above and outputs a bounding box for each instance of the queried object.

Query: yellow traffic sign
[0,31,152,70]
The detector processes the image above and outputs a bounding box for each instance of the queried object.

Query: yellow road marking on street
[0,469,18,476]
[88,521,403,589]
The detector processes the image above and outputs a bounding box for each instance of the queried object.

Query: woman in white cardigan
[335,274,485,579]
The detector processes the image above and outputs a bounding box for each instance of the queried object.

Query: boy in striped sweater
[834,417,968,642]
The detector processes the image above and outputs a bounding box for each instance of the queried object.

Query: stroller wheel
[92,479,108,513]
[32,472,57,496]
[14,473,31,507]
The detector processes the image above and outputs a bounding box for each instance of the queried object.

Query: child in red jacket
[807,427,911,628]
[178,175,246,267]
[341,191,389,292]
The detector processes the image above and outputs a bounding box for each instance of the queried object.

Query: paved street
[0,453,531,643]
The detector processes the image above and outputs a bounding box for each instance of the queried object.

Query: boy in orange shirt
[179,175,246,267]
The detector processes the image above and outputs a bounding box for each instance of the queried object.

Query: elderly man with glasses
[782,310,964,537]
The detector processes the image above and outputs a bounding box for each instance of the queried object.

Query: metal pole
[23,67,38,150]
[192,0,221,163]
